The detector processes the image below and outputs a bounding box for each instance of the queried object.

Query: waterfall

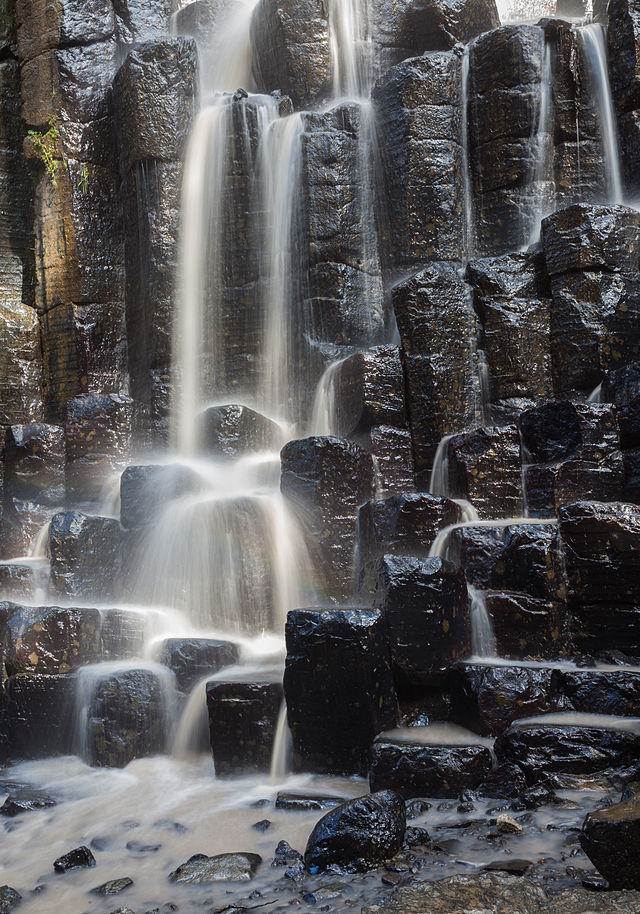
[527,38,554,246]
[579,23,623,204]
[201,0,260,95]
[309,358,344,435]
[461,45,475,261]
[468,585,497,658]
[327,0,372,99]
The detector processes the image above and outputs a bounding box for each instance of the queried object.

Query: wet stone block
[3,424,65,507]
[450,663,559,736]
[542,204,640,277]
[85,668,168,768]
[581,793,640,890]
[206,680,282,777]
[1,603,102,675]
[99,609,147,661]
[370,728,494,799]
[330,347,406,440]
[284,609,398,776]
[49,512,120,602]
[157,639,239,694]
[65,394,133,504]
[369,555,470,687]
[0,565,37,602]
[280,436,374,600]
[200,404,282,458]
[446,426,523,519]
[3,672,75,759]
[369,426,416,496]
[119,463,202,534]
[557,669,640,718]
[113,38,198,174]
[484,592,569,660]
[495,716,640,783]
[358,494,461,569]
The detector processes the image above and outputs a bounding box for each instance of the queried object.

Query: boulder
[280,436,374,599]
[158,639,239,693]
[370,727,493,798]
[83,667,169,767]
[444,426,523,519]
[284,609,397,776]
[373,55,464,269]
[53,845,95,872]
[304,790,406,873]
[368,555,470,686]
[49,512,120,601]
[325,347,406,441]
[581,793,640,890]
[200,404,282,457]
[495,714,640,783]
[206,681,282,776]
[557,669,640,718]
[251,0,331,107]
[65,394,133,503]
[369,426,416,495]
[0,565,39,602]
[483,591,569,660]
[1,603,101,675]
[169,852,262,884]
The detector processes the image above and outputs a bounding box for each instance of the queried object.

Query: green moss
[28,117,60,187]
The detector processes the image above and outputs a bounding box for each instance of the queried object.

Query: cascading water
[526,37,554,245]
[328,0,373,99]
[461,45,475,261]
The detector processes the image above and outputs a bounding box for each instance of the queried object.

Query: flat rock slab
[370,726,494,799]
[169,852,262,884]
[90,877,134,896]
[361,872,640,913]
[275,793,345,811]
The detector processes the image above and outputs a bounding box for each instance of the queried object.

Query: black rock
[284,608,397,776]
[65,394,133,503]
[2,672,76,759]
[169,852,262,884]
[49,511,120,601]
[580,793,640,889]
[206,681,282,776]
[326,346,406,441]
[0,788,56,816]
[275,793,345,811]
[251,820,271,832]
[272,840,303,867]
[484,859,533,876]
[54,845,96,872]
[403,826,431,848]
[304,790,406,873]
[405,798,432,819]
[370,729,494,799]
[446,426,523,519]
[200,404,282,458]
[90,877,134,896]
[157,639,239,693]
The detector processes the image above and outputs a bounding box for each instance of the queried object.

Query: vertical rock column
[602,0,640,197]
[113,38,198,445]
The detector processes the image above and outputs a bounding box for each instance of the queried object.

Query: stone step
[206,679,283,777]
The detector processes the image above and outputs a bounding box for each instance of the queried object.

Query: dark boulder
[602,361,640,450]
[280,437,374,599]
[3,423,65,505]
[369,426,416,495]
[370,727,493,798]
[303,790,406,873]
[251,0,331,108]
[495,714,640,783]
[543,204,640,277]
[120,463,203,534]
[3,672,76,759]
[1,603,101,675]
[90,877,134,896]
[1,788,56,816]
[54,845,95,872]
[200,404,282,458]
[158,639,239,694]
[0,886,21,913]
[65,394,133,503]
[368,555,470,686]
[484,591,570,660]
[326,346,406,441]
[557,669,640,717]
[445,426,523,519]
[206,681,282,776]
[169,852,262,884]
[580,793,640,890]
[284,608,397,776]
[49,512,120,601]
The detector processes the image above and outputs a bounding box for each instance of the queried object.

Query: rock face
[49,511,120,601]
[284,609,398,775]
[65,393,133,503]
[303,790,406,872]
[200,404,282,457]
[1,603,102,675]
[206,681,282,776]
[368,555,470,686]
[280,436,374,599]
[2,672,76,759]
[581,793,640,890]
[445,426,523,519]
[157,639,239,693]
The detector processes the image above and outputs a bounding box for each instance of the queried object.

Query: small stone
[0,886,21,912]
[252,820,272,831]
[403,826,431,848]
[54,845,96,872]
[381,872,403,886]
[495,814,524,835]
[484,859,534,876]
[302,883,347,904]
[126,840,161,853]
[1,790,56,816]
[169,853,262,884]
[275,793,345,811]
[90,877,134,896]
[272,841,303,868]
[405,799,432,820]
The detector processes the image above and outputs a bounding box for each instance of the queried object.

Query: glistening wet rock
[49,512,120,601]
[303,790,406,873]
[580,793,640,889]
[284,609,397,776]
[200,404,282,457]
[0,788,56,816]
[446,426,523,519]
[1,603,101,675]
[54,845,96,872]
[484,591,569,660]
[206,681,282,776]
[157,639,239,694]
[0,886,21,912]
[3,673,76,759]
[556,669,640,717]
[90,877,134,896]
[65,394,133,503]
[370,728,493,799]
[326,346,406,441]
[368,555,470,687]
[169,852,262,884]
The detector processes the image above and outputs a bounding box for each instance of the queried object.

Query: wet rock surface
[206,681,283,776]
[157,639,239,694]
[169,852,262,884]
[304,791,406,873]
[581,793,640,889]
[53,844,95,872]
[49,511,120,601]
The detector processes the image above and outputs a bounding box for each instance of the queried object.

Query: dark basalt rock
[557,670,640,718]
[374,54,464,269]
[0,886,21,913]
[602,361,640,450]
[65,394,133,503]
[559,501,640,655]
[450,663,560,736]
[251,0,332,109]
[206,681,282,776]
[484,591,570,660]
[445,426,523,519]
[370,728,493,799]
[1,603,102,675]
[0,565,38,602]
[90,877,134,896]
[327,347,406,440]
[275,793,345,811]
[272,839,304,866]
[520,401,583,463]
[495,716,640,783]
[49,512,120,601]
[99,609,147,661]
[357,494,461,569]
[3,673,76,758]
[280,437,374,599]
[581,793,640,890]
[157,639,239,694]
[368,555,470,686]
[54,845,96,872]
[113,0,172,43]
[173,0,232,44]
[542,204,640,277]
[200,404,282,458]
[120,463,202,534]
[284,608,397,776]
[169,852,262,884]
[369,426,416,495]
[0,303,42,431]
[84,668,168,768]
[304,790,406,873]
[0,787,56,816]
